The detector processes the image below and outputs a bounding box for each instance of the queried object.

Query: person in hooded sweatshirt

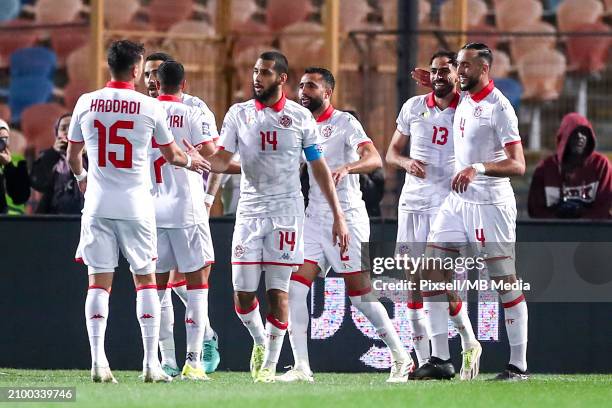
[528,112,612,219]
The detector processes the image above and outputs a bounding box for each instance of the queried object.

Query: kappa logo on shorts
[279,115,292,128]
[234,244,246,259]
[322,125,333,138]
[473,106,483,118]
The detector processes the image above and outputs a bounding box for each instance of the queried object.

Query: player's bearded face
[144,60,163,98]
[457,50,484,92]
[430,59,456,98]
[252,77,282,102]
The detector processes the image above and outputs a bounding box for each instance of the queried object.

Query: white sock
[350,292,408,362]
[85,286,110,368]
[235,298,266,345]
[262,314,288,370]
[407,301,430,366]
[202,286,215,341]
[288,277,312,373]
[136,285,161,369]
[185,285,209,369]
[424,292,450,360]
[172,281,188,306]
[501,291,528,372]
[448,300,477,351]
[157,288,177,369]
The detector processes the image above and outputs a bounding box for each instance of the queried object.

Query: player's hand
[183,140,211,173]
[0,146,11,166]
[77,178,87,194]
[53,137,68,153]
[411,68,431,87]
[452,166,477,193]
[331,165,349,185]
[404,158,426,178]
[332,214,350,256]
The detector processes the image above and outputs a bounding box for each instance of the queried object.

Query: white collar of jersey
[157,94,182,103]
[469,79,494,103]
[106,81,135,90]
[254,94,286,112]
[316,104,335,123]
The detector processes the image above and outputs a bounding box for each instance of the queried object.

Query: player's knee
[234,291,256,309]
[486,257,516,292]
[130,262,156,276]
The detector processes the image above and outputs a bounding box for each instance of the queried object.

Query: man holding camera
[0,119,30,214]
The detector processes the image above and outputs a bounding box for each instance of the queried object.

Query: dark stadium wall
[1,216,611,374]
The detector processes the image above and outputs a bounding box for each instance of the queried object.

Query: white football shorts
[156,223,214,273]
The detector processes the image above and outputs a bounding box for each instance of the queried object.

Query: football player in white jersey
[206,51,349,383]
[277,67,413,383]
[387,51,481,381]
[66,40,209,383]
[144,52,221,375]
[415,43,528,381]
[149,60,219,381]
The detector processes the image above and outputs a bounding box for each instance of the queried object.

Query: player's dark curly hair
[259,51,289,75]
[107,40,145,78]
[304,67,336,90]
[146,52,173,62]
[461,42,493,66]
[429,50,458,67]
[157,60,185,93]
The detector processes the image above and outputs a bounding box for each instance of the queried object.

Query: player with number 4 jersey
[66,41,209,384]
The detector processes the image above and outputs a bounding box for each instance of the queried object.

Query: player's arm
[385,128,426,178]
[159,140,210,173]
[331,142,382,185]
[67,140,86,192]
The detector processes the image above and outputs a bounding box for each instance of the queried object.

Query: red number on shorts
[153,156,166,183]
[261,131,278,151]
[94,120,134,168]
[431,126,448,146]
[279,231,296,252]
[340,251,350,261]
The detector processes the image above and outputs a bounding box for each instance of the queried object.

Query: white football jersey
[218,95,319,218]
[453,81,521,204]
[306,106,371,216]
[396,92,458,212]
[150,94,215,228]
[68,81,173,220]
[182,93,219,141]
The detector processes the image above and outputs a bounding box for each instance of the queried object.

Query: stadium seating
[0,19,38,68]
[490,49,512,78]
[557,0,604,32]
[49,25,89,66]
[21,102,67,151]
[340,0,370,32]
[495,77,523,111]
[147,0,194,32]
[278,22,324,69]
[509,21,557,62]
[163,20,216,67]
[517,48,566,100]
[35,0,82,24]
[495,0,543,32]
[63,79,90,110]
[8,76,54,123]
[441,0,488,28]
[104,0,140,29]
[266,0,311,31]
[0,103,11,122]
[10,46,57,79]
[0,0,21,22]
[66,45,91,83]
[566,22,611,74]
[468,23,500,49]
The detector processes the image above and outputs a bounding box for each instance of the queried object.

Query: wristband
[471,163,486,174]
[74,169,87,182]
[184,153,192,169]
[204,194,215,205]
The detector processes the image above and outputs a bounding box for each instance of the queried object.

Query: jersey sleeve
[67,95,86,143]
[153,102,174,146]
[492,98,521,147]
[188,107,213,147]
[346,114,373,151]
[218,106,239,153]
[301,114,319,148]
[396,98,413,136]
[203,108,219,141]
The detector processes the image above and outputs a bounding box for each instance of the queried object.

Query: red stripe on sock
[170,280,187,288]
[290,273,312,287]
[422,290,446,297]
[503,294,525,309]
[304,259,318,266]
[156,284,167,291]
[449,301,462,317]
[75,257,84,264]
[135,284,157,292]
[266,314,288,330]
[235,299,259,314]
[88,285,110,293]
[407,301,424,309]
[187,283,209,290]
[347,286,372,297]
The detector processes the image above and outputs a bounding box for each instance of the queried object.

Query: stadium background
[0,0,611,374]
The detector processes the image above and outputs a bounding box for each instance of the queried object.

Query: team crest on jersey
[473,106,483,118]
[420,111,430,119]
[279,115,292,128]
[322,125,333,138]
[234,244,246,259]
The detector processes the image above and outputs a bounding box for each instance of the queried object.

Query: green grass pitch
[1,369,612,408]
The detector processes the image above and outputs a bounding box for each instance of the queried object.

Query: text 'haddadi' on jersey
[396,92,458,213]
[150,94,215,228]
[218,95,319,218]
[67,81,174,220]
[453,80,522,204]
[307,105,372,217]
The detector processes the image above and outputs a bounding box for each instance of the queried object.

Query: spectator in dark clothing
[30,113,86,214]
[360,167,385,217]
[0,119,30,214]
[528,112,612,219]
